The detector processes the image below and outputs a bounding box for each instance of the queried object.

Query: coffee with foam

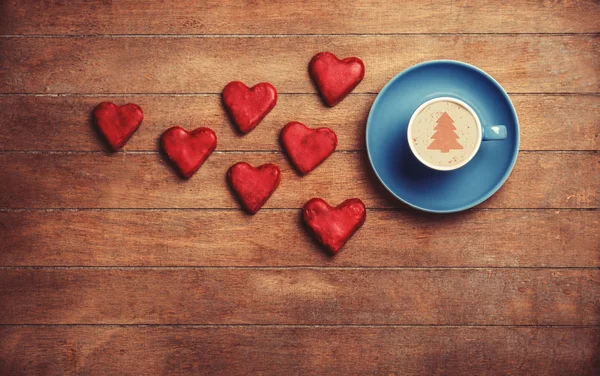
[408,99,481,170]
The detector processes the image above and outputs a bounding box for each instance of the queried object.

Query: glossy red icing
[161,126,217,179]
[280,121,337,175]
[227,162,281,214]
[309,52,365,107]
[93,102,144,151]
[222,81,278,134]
[303,198,366,254]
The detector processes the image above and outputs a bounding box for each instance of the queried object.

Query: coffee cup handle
[482,125,507,141]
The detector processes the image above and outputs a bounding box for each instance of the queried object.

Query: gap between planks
[0,93,599,97]
[0,266,598,270]
[0,33,599,38]
[0,208,598,212]
[0,150,596,154]
[0,324,598,328]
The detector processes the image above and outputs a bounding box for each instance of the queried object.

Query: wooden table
[1,1,599,375]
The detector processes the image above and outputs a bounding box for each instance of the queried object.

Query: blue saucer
[366,60,520,213]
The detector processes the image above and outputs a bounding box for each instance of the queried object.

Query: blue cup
[407,97,507,171]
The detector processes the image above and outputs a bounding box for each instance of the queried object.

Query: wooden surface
[1,268,599,325]
[1,36,598,93]
[1,210,598,267]
[2,0,599,34]
[1,327,598,375]
[0,1,599,375]
[1,95,599,151]
[1,153,598,209]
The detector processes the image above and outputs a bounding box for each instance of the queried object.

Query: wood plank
[1,326,598,376]
[1,210,598,267]
[0,94,597,151]
[0,269,598,325]
[1,36,597,94]
[2,0,599,34]
[0,152,597,209]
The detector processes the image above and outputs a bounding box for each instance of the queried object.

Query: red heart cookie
[227,162,281,214]
[280,121,337,175]
[93,102,144,151]
[309,52,365,107]
[161,126,217,179]
[303,198,366,254]
[222,81,278,134]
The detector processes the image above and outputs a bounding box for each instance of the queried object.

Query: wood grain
[1,1,598,374]
[1,94,597,151]
[2,0,599,34]
[1,36,598,94]
[1,268,598,325]
[1,326,598,376]
[0,152,597,209]
[1,210,598,267]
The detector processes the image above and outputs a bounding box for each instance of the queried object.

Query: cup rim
[407,96,482,171]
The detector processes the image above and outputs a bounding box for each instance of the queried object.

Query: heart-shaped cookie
[309,52,365,107]
[161,126,217,179]
[222,81,277,134]
[280,121,337,175]
[303,198,366,254]
[227,162,281,214]
[93,102,144,151]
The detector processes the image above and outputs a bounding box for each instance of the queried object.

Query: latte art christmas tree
[427,112,463,153]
